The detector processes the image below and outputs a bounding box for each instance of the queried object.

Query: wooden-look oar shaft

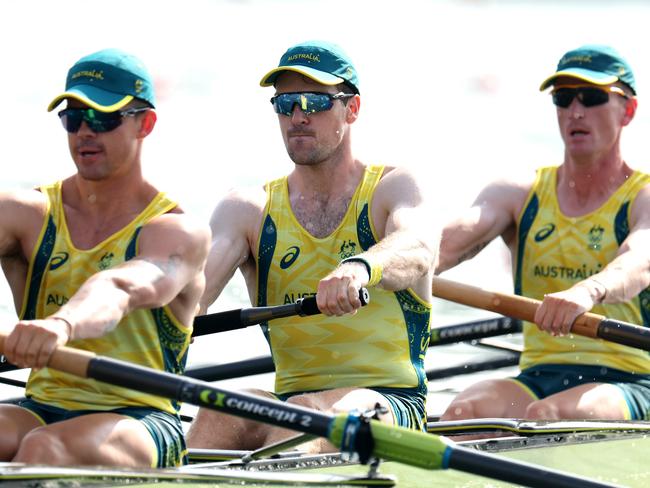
[433,275,599,337]
[0,334,94,378]
[432,276,650,351]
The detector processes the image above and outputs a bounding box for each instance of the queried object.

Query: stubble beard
[288,143,332,166]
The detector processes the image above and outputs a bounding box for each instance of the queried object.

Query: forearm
[583,256,650,305]
[346,230,434,291]
[51,259,178,340]
[435,238,490,274]
[51,274,132,340]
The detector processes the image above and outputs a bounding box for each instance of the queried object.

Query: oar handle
[0,333,94,378]
[432,276,650,352]
[295,287,370,316]
[432,276,602,338]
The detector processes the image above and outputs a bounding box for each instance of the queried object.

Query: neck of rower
[61,170,158,248]
[557,151,632,216]
[287,158,365,238]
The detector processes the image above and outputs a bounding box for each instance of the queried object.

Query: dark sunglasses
[270,92,355,116]
[551,85,629,108]
[57,107,150,133]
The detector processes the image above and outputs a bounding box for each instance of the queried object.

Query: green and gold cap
[539,44,636,95]
[260,40,359,94]
[47,48,155,112]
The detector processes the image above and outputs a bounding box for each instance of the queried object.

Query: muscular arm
[4,212,211,368]
[317,167,438,314]
[435,179,530,274]
[199,188,264,314]
[62,214,210,337]
[0,190,47,259]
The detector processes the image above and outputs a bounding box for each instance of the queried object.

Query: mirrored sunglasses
[551,85,629,108]
[270,92,355,116]
[57,107,150,133]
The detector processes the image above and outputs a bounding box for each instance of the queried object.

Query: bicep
[374,168,437,240]
[437,182,525,271]
[200,191,263,310]
[201,230,251,309]
[0,191,46,258]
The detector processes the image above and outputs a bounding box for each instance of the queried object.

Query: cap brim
[47,85,134,112]
[259,66,343,88]
[539,68,619,91]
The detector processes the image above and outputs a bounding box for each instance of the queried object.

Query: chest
[290,196,353,238]
[521,197,626,268]
[64,208,141,250]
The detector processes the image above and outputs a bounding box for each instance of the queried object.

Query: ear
[138,110,157,138]
[345,94,361,123]
[622,97,637,126]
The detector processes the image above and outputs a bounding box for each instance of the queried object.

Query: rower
[0,49,210,467]
[186,40,439,453]
[436,44,650,422]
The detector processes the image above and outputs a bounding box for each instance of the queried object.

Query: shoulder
[207,184,268,233]
[373,165,427,204]
[629,181,650,227]
[473,168,536,211]
[0,187,48,220]
[141,208,211,251]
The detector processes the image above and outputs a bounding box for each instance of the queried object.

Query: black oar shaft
[430,316,521,346]
[448,448,615,488]
[186,356,275,381]
[88,356,333,434]
[598,318,650,350]
[88,357,613,488]
[193,288,369,337]
[0,333,615,488]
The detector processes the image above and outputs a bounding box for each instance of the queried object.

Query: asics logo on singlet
[280,246,300,269]
[534,224,556,242]
[49,252,69,270]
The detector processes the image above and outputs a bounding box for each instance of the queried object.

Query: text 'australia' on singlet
[23,181,192,414]
[515,166,650,373]
[256,165,432,395]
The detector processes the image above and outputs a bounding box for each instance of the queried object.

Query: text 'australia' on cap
[47,48,156,112]
[260,40,359,94]
[539,44,636,95]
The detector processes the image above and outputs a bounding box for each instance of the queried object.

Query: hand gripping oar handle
[432,275,650,351]
[193,288,370,337]
[0,332,615,488]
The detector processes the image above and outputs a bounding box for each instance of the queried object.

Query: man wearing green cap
[0,48,210,467]
[437,45,650,422]
[186,41,438,452]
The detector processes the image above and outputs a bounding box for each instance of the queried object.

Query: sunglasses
[57,107,150,133]
[551,85,629,108]
[270,92,355,116]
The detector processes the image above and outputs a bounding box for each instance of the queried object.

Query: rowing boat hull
[309,433,650,487]
[2,432,649,487]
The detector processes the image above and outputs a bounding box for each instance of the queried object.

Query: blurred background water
[1,0,649,413]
